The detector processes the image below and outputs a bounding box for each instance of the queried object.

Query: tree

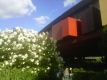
[99,25,107,68]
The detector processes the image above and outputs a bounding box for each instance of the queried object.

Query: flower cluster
[0,27,63,78]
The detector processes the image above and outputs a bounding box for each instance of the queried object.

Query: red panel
[62,17,81,38]
[52,21,62,40]
[62,18,69,37]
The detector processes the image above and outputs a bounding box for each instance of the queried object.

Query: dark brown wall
[81,7,102,34]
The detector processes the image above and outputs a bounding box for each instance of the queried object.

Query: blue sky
[0,0,81,32]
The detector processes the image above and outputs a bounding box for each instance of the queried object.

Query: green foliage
[72,72,107,80]
[98,25,107,67]
[96,58,102,63]
[99,25,107,55]
[0,67,36,80]
[73,68,86,72]
[72,68,107,80]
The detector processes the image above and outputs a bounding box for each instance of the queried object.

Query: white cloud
[63,0,77,7]
[34,16,50,25]
[0,0,36,19]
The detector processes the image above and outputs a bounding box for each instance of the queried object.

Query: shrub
[72,72,107,80]
[0,27,64,80]
[72,68,107,80]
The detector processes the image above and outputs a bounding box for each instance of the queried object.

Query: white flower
[21,68,25,72]
[0,33,5,37]
[5,61,9,65]
[13,32,17,35]
[0,39,3,45]
[25,54,28,58]
[16,43,23,49]
[35,60,39,65]
[39,56,42,60]
[9,56,12,59]
[45,70,47,73]
[12,59,16,62]
[42,41,45,45]
[10,63,13,66]
[22,62,25,64]
[32,45,36,50]
[18,54,22,57]
[9,35,14,39]
[42,32,45,36]
[12,41,16,46]
[47,58,50,61]
[26,38,30,42]
[28,49,32,53]
[22,69,24,72]
[0,42,2,45]
[19,33,23,37]
[8,48,11,50]
[27,66,30,68]
[4,35,8,39]
[11,52,13,55]
[31,71,34,73]
[13,55,18,58]
[38,69,39,71]
[45,32,49,35]
[39,34,43,38]
[39,49,41,52]
[32,44,36,47]
[35,55,38,58]
[15,27,22,32]
[34,68,36,70]
[18,37,24,42]
[37,62,39,65]
[32,39,36,42]
[4,42,8,45]
[30,59,34,62]
[2,56,4,59]
[47,67,50,70]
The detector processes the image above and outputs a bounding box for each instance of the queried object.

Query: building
[39,0,107,70]
[99,0,107,26]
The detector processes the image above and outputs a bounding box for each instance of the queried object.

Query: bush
[72,68,107,80]
[72,72,107,80]
[0,27,64,80]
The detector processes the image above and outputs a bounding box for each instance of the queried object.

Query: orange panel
[52,21,62,40]
[62,17,81,38]
[68,17,78,36]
